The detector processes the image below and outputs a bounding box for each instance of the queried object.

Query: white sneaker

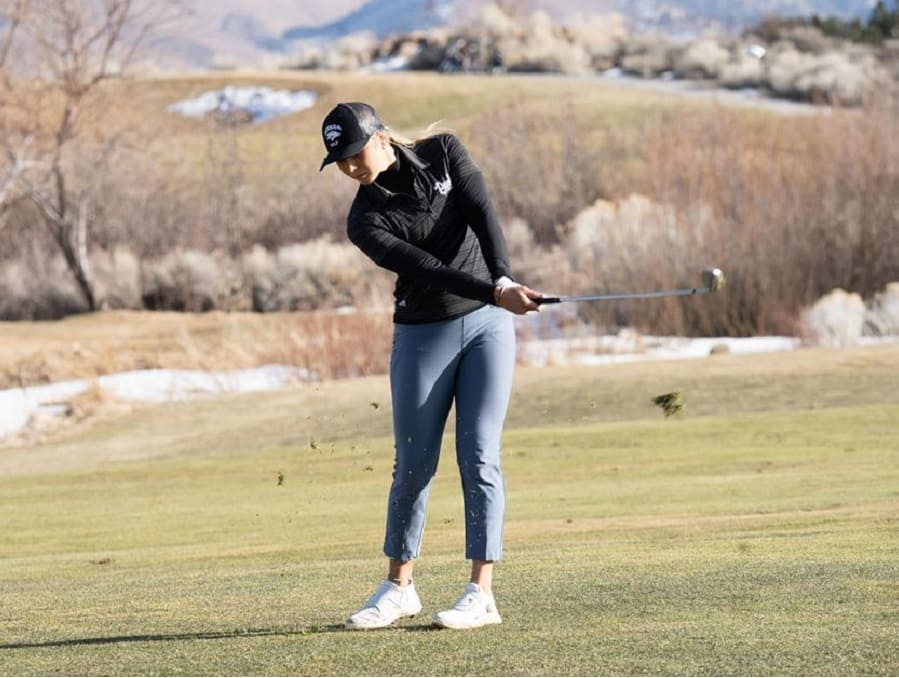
[345,580,422,630]
[432,583,502,630]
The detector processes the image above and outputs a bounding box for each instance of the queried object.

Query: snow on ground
[167,86,318,123]
[2,333,896,441]
[0,365,316,441]
[517,334,802,367]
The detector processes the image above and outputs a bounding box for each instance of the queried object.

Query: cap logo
[324,123,343,147]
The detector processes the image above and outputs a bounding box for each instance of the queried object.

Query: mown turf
[1,345,898,675]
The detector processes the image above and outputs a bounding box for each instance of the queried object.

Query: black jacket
[346,134,512,324]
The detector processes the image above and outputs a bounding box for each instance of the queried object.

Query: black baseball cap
[319,102,385,171]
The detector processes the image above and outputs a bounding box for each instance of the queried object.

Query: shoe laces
[364,581,401,610]
[453,588,486,612]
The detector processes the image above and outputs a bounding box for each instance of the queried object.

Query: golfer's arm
[348,225,496,304]
[454,170,513,282]
[443,134,513,282]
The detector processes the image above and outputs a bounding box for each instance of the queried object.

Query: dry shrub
[547,194,711,333]
[864,282,899,335]
[501,217,536,262]
[86,149,205,259]
[763,24,837,54]
[620,36,679,77]
[258,309,393,379]
[511,99,898,337]
[765,47,890,104]
[478,4,519,37]
[620,100,899,336]
[66,381,116,421]
[470,102,610,243]
[497,11,592,74]
[566,14,629,70]
[499,216,569,294]
[766,47,812,94]
[141,249,230,312]
[0,255,89,320]
[248,168,355,248]
[323,32,378,70]
[720,54,765,88]
[245,239,391,312]
[371,34,437,70]
[91,247,142,310]
[406,34,454,70]
[77,115,352,262]
[283,45,324,70]
[562,195,681,288]
[799,289,865,346]
[674,38,732,79]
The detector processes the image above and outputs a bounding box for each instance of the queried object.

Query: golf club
[536,268,726,305]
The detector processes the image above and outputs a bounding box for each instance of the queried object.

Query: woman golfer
[320,102,542,630]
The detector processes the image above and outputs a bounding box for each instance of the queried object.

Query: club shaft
[537,287,710,304]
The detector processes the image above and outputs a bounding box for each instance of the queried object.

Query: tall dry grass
[470,100,614,243]
[497,99,898,337]
[256,310,394,379]
[1,88,896,341]
[621,100,899,336]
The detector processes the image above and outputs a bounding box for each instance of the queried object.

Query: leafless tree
[0,0,181,309]
[0,1,34,214]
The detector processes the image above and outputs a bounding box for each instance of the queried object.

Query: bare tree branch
[1,0,185,309]
[0,134,39,213]
[0,0,28,68]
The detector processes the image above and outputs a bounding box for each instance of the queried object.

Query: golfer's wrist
[493,284,505,306]
[494,276,515,305]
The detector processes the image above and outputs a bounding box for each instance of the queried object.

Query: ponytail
[383,121,455,147]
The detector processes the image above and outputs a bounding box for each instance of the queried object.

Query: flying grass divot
[652,392,684,417]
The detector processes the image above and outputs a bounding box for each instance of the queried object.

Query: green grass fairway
[1,344,898,675]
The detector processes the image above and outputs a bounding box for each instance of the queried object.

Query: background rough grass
[1,344,897,675]
[2,71,896,335]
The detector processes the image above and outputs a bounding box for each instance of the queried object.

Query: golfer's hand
[496,284,541,314]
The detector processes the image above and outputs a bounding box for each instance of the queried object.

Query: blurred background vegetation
[1,1,897,342]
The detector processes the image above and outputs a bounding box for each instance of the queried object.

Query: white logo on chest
[434,174,452,196]
[324,123,342,147]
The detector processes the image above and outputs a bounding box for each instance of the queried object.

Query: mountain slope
[282,0,453,41]
[157,0,879,69]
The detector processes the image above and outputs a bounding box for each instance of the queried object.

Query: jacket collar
[395,143,430,171]
[361,143,430,206]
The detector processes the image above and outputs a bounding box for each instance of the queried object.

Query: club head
[701,268,726,292]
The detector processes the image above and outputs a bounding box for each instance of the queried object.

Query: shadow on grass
[0,625,345,649]
[1,622,440,649]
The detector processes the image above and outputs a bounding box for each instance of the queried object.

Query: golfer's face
[337,136,390,185]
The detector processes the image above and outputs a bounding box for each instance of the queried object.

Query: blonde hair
[382,121,455,147]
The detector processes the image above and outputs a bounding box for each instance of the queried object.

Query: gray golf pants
[384,304,515,562]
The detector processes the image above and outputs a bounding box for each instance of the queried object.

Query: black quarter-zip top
[346,134,513,324]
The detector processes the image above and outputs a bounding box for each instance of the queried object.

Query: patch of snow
[745,44,767,60]
[363,55,411,72]
[97,365,314,402]
[517,334,802,367]
[0,365,316,441]
[3,333,897,441]
[0,378,89,439]
[167,86,318,124]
